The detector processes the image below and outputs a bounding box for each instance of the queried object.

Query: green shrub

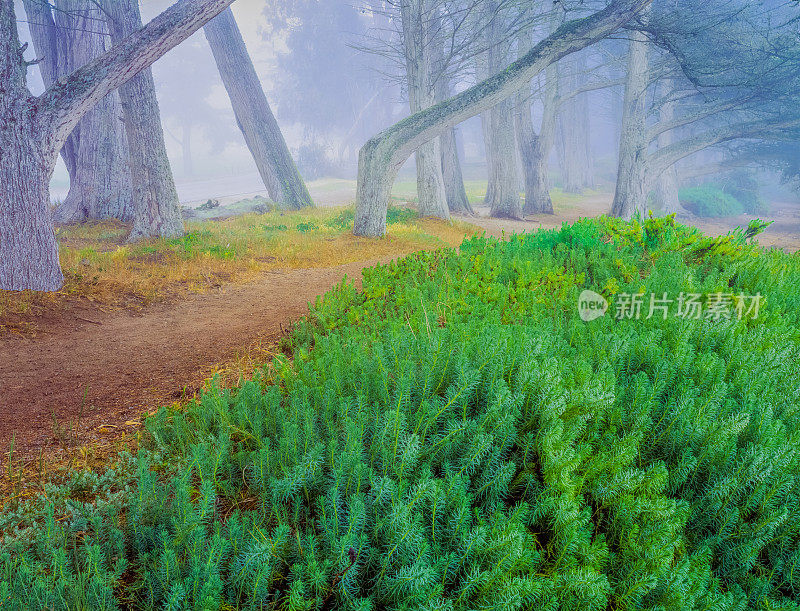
[2,217,799,610]
[678,185,744,217]
[721,170,770,215]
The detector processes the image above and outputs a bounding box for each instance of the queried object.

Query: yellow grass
[0,206,480,324]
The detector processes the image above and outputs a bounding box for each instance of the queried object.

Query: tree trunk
[353,0,653,236]
[21,0,77,178]
[0,2,62,290]
[611,25,650,219]
[2,0,237,290]
[399,0,449,220]
[432,40,471,214]
[102,0,183,240]
[516,40,559,215]
[651,82,680,214]
[556,53,594,193]
[204,8,312,209]
[53,0,133,224]
[439,126,472,213]
[486,99,522,218]
[481,3,521,219]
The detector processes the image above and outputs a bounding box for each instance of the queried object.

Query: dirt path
[0,259,389,465]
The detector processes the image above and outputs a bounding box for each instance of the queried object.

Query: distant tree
[204,7,312,209]
[100,0,185,241]
[0,0,236,291]
[22,0,133,223]
[611,0,800,218]
[353,0,653,236]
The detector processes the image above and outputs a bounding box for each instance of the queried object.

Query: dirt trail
[0,259,388,464]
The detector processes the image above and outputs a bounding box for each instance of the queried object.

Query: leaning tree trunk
[204,8,312,209]
[102,0,184,240]
[53,0,133,224]
[353,0,653,236]
[1,0,237,290]
[611,24,650,219]
[400,0,449,220]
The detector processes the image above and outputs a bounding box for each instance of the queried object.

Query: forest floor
[2,187,798,501]
[0,257,402,495]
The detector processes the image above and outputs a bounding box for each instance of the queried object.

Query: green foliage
[3,217,800,609]
[386,206,418,225]
[679,185,744,217]
[721,171,770,215]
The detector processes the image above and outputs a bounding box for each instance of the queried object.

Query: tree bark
[353,0,653,237]
[0,1,61,290]
[399,0,449,220]
[481,2,521,219]
[102,0,184,240]
[1,0,236,290]
[611,25,650,219]
[21,0,77,177]
[651,82,680,214]
[432,39,471,214]
[53,0,133,224]
[204,7,312,209]
[556,53,594,193]
[516,19,559,216]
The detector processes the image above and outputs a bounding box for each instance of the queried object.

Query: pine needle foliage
[2,216,800,609]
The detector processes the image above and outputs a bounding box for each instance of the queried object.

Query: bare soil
[2,194,797,473]
[0,259,388,467]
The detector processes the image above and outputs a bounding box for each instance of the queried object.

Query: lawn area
[0,204,478,328]
[2,216,799,609]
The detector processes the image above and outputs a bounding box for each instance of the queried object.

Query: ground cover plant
[678,185,745,217]
[0,204,473,328]
[1,216,799,609]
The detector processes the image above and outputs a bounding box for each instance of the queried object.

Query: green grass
[1,204,478,324]
[2,216,799,609]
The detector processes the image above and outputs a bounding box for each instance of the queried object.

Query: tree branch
[33,0,235,157]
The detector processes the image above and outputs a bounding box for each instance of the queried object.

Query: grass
[0,204,479,327]
[2,216,799,608]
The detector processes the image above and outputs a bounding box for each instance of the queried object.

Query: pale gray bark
[21,0,77,177]
[204,8,312,209]
[651,82,680,214]
[432,40,471,214]
[611,26,650,219]
[353,0,653,237]
[1,0,236,290]
[0,0,61,290]
[53,0,132,223]
[556,54,594,193]
[515,17,559,216]
[516,66,558,215]
[102,0,183,240]
[481,3,521,219]
[400,0,449,220]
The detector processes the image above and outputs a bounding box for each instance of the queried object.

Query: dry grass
[0,206,479,325]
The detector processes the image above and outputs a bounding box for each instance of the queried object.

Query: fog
[13,0,800,213]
